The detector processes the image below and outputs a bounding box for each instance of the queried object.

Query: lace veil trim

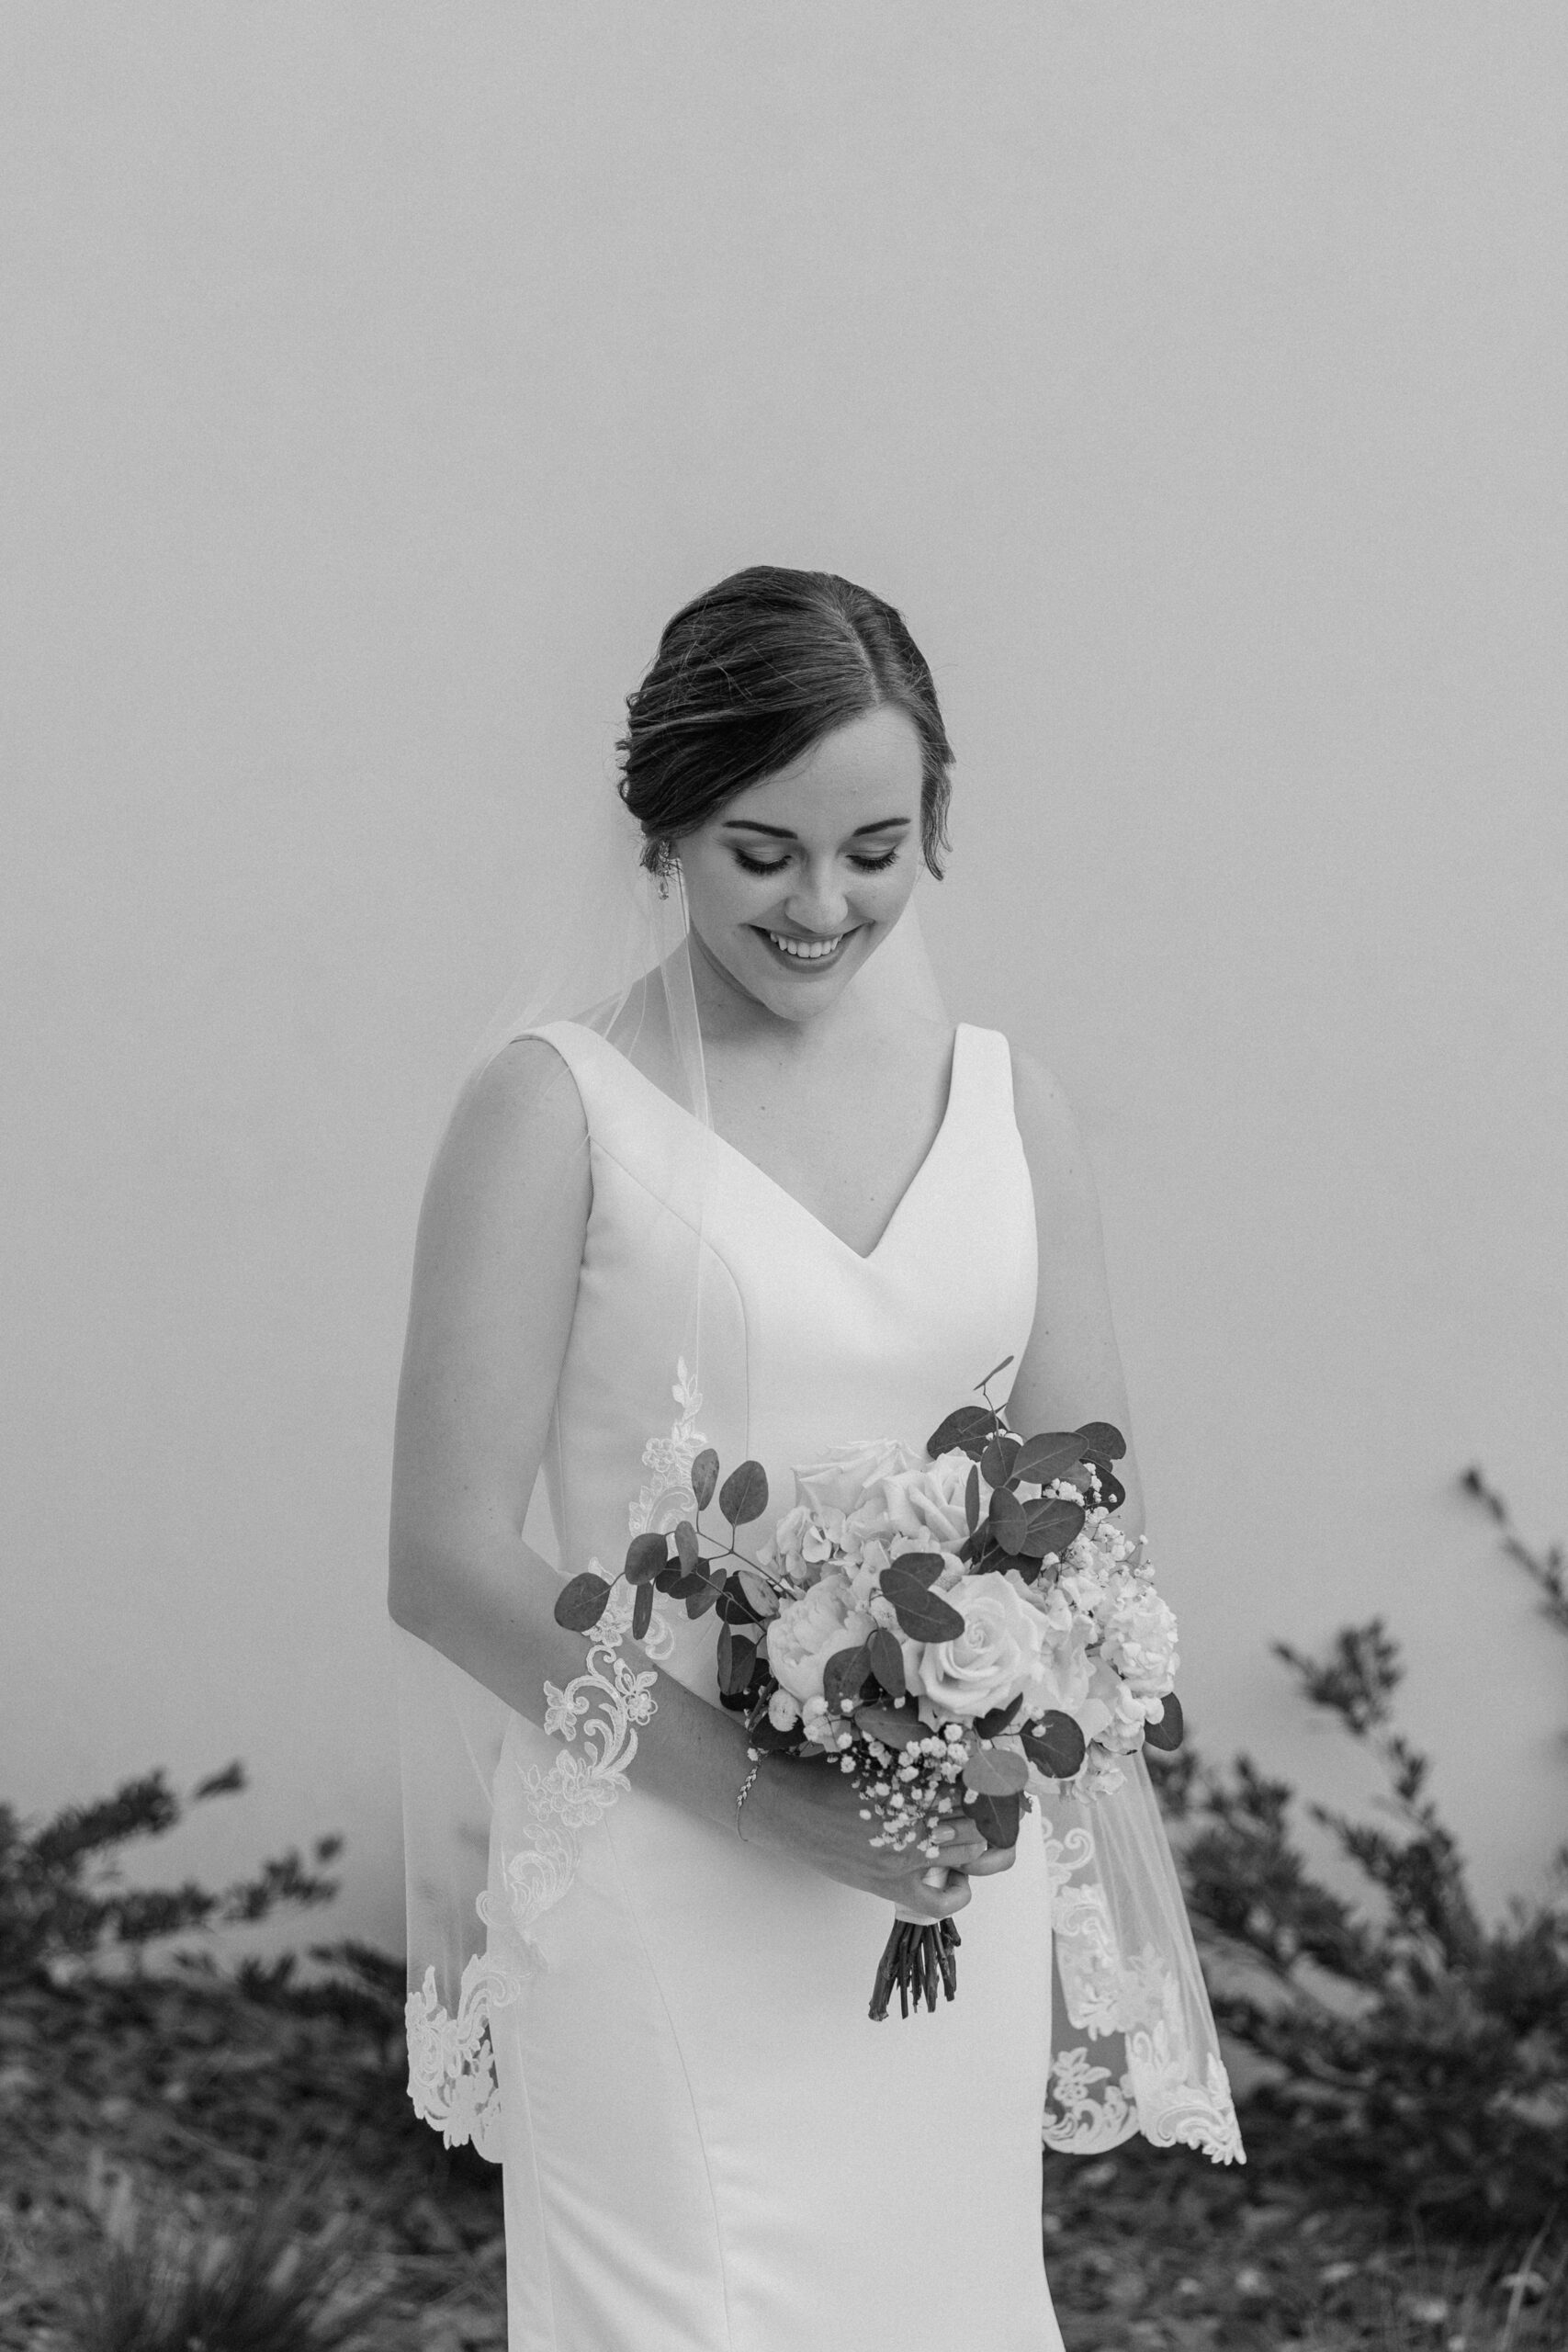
[1040,1783,1245,2165]
[403,1367,701,2156]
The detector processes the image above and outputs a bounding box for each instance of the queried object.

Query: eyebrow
[719,816,913,839]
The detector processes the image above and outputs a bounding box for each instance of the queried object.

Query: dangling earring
[652,837,678,899]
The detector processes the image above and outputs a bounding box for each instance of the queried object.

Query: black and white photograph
[3,9,1565,2349]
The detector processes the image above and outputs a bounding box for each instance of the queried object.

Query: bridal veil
[390,795,1242,2167]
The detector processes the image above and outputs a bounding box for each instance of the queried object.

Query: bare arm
[388,1038,985,1914]
[1005,1046,1146,1545]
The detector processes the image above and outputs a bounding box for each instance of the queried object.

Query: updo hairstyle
[617,567,953,880]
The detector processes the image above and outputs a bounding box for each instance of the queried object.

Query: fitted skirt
[487,1715,1065,2352]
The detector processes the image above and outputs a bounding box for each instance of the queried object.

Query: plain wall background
[4,4,1563,1962]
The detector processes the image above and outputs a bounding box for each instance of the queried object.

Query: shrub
[70,2144,393,2352]
[0,1757,343,1990]
[1160,1471,1568,2232]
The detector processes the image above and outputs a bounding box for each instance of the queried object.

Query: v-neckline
[558,1020,969,1267]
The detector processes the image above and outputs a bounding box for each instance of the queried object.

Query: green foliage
[0,1758,343,1990]
[1161,1471,1568,2233]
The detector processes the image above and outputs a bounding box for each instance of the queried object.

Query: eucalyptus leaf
[1084,1456,1128,1512]
[888,1549,944,1590]
[716,1573,766,1628]
[1018,1495,1086,1561]
[719,1459,770,1526]
[673,1520,701,1572]
[632,1580,655,1641]
[980,1432,1021,1487]
[553,1572,612,1634]
[856,1702,926,1750]
[1074,1419,1126,1462]
[691,1448,719,1511]
[625,1531,669,1586]
[654,1563,683,1595]
[748,1712,801,1754]
[717,1626,757,1696]
[987,1487,1030,1555]
[1021,1711,1088,1779]
[1012,1431,1089,1487]
[962,1744,1030,1797]
[925,1404,998,1461]
[881,1569,966,1644]
[1143,1692,1185,1752]
[973,1693,1023,1739]
[684,1578,719,1620]
[964,1463,980,1534]
[968,1789,1022,1849]
[867,1625,907,1700]
[822,1643,874,1716]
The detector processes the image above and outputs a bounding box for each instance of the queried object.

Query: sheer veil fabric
[391,807,1243,2169]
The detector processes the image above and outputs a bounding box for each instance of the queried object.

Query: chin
[744,930,873,1016]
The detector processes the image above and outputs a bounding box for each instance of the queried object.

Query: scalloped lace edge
[403,1363,702,2157]
[1040,1821,1245,2165]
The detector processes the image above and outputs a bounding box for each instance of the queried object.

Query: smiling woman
[616,565,954,882]
[389,565,1237,2352]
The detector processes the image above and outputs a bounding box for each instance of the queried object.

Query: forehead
[716,706,922,834]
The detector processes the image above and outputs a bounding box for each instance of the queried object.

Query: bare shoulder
[439,1035,589,1172]
[1006,1043,1100,1212]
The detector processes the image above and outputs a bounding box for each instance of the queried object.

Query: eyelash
[733,848,900,876]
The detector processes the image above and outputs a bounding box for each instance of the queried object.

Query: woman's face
[677,705,926,1027]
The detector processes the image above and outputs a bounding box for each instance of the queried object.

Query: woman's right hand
[740,1751,1014,1919]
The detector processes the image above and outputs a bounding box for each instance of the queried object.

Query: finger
[964,1845,1018,1876]
[932,1826,987,1861]
[931,1825,982,1862]
[905,1867,972,1919]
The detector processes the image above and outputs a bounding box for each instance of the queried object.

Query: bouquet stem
[868,1915,962,2021]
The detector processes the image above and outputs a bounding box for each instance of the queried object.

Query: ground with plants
[3,1471,1562,2350]
[1,1960,1562,2352]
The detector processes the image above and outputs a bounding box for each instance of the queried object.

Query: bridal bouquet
[554,1359,1183,2020]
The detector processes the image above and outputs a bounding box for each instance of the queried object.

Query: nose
[784,860,851,935]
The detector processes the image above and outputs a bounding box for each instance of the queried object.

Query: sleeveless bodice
[536,1018,1039,1693]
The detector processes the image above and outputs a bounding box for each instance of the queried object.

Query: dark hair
[617,567,953,878]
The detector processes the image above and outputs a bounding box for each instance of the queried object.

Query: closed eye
[733,847,900,876]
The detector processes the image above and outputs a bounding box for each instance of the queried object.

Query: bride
[389,567,1240,2352]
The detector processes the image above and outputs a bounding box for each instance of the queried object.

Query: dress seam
[503,2025,563,2352]
[602,1802,741,2352]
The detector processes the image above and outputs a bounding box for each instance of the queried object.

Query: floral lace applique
[1039,1801,1244,2166]
[403,1364,708,2154]
[405,1946,522,2161]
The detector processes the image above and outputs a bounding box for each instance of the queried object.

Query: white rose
[766,1571,874,1705]
[767,1688,801,1732]
[901,1570,1048,1724]
[845,1449,980,1559]
[794,1439,921,1520]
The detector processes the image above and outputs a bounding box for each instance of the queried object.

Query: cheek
[859,859,920,921]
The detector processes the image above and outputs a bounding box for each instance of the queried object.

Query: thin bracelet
[735,1751,762,1839]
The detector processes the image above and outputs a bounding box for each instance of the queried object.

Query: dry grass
[1,1967,1561,2352]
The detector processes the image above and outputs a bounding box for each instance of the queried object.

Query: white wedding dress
[475,1017,1066,2352]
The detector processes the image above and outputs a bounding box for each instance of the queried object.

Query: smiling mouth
[758,929,851,967]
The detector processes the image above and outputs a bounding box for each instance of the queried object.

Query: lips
[764,931,844,963]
